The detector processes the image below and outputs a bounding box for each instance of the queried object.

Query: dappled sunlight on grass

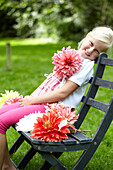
[0,37,57,46]
[0,37,77,46]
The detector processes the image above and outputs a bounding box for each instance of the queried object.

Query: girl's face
[79,35,107,60]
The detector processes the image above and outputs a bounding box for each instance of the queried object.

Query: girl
[0,26,113,170]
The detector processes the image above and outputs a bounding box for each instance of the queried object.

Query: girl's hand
[20,96,32,107]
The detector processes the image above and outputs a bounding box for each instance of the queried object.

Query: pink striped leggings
[0,102,46,134]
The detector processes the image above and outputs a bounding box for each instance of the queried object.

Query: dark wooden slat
[22,131,77,146]
[38,151,67,170]
[69,131,92,144]
[95,77,113,89]
[21,132,46,144]
[9,135,24,155]
[86,98,109,112]
[39,152,62,170]
[80,76,94,103]
[33,141,91,152]
[63,136,77,145]
[47,140,61,145]
[89,77,93,83]
[81,96,86,103]
[101,58,113,66]
[17,147,37,169]
[22,132,63,145]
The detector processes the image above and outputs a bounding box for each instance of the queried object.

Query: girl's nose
[87,47,95,53]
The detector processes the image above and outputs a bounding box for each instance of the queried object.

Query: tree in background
[0,6,17,37]
[0,0,39,37]
[41,0,113,41]
[0,0,113,41]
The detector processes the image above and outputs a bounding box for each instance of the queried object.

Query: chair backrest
[75,53,113,133]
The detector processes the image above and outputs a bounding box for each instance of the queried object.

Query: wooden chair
[9,53,113,170]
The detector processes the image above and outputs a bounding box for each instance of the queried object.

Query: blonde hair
[78,26,113,51]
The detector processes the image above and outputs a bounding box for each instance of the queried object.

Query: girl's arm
[20,80,79,106]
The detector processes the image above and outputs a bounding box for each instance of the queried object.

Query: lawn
[0,38,113,170]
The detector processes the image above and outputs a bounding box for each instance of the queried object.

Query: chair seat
[20,131,92,152]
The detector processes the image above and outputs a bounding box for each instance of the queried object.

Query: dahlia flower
[0,90,23,108]
[48,104,78,125]
[31,104,78,142]
[31,111,70,142]
[52,46,83,79]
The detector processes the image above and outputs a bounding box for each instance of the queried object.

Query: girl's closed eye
[94,49,100,54]
[90,41,93,46]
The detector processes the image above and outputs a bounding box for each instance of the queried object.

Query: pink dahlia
[3,96,23,106]
[49,104,78,125]
[52,46,83,79]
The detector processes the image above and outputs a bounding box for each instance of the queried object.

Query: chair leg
[9,135,24,155]
[71,140,100,170]
[17,147,37,169]
[39,152,63,170]
[38,151,67,170]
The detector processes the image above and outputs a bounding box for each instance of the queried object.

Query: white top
[58,59,94,108]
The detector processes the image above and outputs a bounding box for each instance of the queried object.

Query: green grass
[0,38,113,170]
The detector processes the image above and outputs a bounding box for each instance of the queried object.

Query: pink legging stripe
[0,102,46,134]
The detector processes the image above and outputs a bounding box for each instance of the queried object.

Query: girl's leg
[0,104,45,169]
[0,133,16,170]
[0,103,21,116]
[0,104,46,134]
[0,133,7,169]
[2,141,16,170]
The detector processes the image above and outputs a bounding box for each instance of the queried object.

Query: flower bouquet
[0,90,23,108]
[16,104,79,142]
